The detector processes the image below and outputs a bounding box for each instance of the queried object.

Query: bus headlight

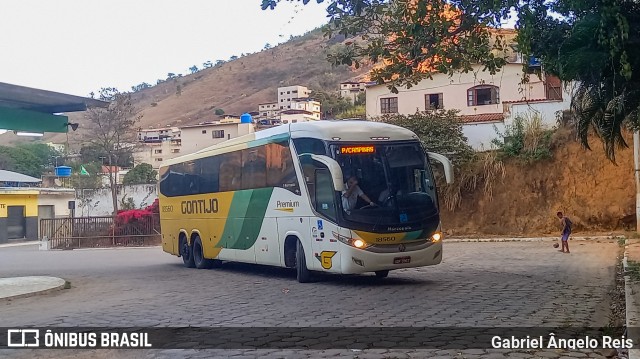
[431,232,442,243]
[353,239,366,248]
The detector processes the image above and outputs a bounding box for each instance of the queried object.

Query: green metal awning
[0,82,108,133]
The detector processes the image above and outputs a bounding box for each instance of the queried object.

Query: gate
[40,215,161,249]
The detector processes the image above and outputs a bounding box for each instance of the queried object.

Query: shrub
[492,113,554,163]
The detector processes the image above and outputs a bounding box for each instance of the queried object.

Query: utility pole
[635,131,640,232]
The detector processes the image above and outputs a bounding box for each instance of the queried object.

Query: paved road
[0,240,621,358]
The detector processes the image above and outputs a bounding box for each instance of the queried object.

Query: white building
[277,85,310,111]
[257,102,280,119]
[365,60,570,150]
[178,120,254,155]
[290,98,321,120]
[339,81,374,103]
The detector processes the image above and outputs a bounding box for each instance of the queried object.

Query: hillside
[5,29,369,146]
[442,129,635,236]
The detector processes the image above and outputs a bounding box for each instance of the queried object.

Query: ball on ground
[553,243,559,248]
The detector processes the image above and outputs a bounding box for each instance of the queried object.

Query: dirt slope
[442,129,635,236]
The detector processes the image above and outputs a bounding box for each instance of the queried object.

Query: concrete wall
[38,189,76,217]
[0,190,39,242]
[75,184,157,217]
[503,87,573,128]
[462,122,505,151]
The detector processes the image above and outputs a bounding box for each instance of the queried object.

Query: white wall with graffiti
[75,185,157,216]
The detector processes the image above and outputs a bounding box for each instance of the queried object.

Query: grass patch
[626,260,640,281]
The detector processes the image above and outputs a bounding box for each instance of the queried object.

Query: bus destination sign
[340,146,375,155]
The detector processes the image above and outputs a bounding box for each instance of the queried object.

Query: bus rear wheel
[180,237,195,268]
[375,270,389,278]
[296,240,313,283]
[193,236,214,269]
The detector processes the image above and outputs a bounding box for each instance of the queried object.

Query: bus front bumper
[339,240,442,274]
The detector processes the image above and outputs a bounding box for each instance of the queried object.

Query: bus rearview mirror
[427,152,455,184]
[310,154,344,192]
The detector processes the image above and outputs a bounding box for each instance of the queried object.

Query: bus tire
[296,240,313,283]
[193,236,214,269]
[375,270,389,278]
[180,236,195,268]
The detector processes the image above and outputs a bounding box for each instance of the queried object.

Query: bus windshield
[330,142,438,229]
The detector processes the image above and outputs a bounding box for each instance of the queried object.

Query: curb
[69,245,162,251]
[445,236,616,243]
[0,277,67,302]
[0,241,39,249]
[623,239,639,359]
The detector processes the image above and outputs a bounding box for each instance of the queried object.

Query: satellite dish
[54,179,62,187]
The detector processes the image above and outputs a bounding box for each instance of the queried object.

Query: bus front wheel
[193,236,215,269]
[296,240,313,283]
[180,237,195,268]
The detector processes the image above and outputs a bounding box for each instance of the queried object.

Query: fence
[40,214,161,249]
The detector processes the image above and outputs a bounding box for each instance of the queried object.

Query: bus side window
[315,168,337,221]
[266,142,300,194]
[242,147,267,189]
[198,156,220,193]
[219,151,242,192]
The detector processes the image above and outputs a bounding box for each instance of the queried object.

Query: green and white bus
[158,120,453,282]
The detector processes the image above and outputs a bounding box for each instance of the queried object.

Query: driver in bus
[342,175,377,212]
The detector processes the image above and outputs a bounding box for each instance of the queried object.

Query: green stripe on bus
[232,188,274,250]
[247,133,290,149]
[217,188,274,250]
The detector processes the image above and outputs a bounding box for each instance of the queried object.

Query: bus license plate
[394,256,411,264]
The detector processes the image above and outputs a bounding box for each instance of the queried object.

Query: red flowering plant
[112,199,160,237]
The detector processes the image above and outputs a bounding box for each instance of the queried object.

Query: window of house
[202,130,207,134]
[171,149,180,153]
[155,158,163,161]
[287,91,290,94]
[212,130,225,139]
[380,97,398,114]
[425,93,444,110]
[262,112,267,116]
[467,86,499,106]
[292,90,297,93]
[154,149,162,154]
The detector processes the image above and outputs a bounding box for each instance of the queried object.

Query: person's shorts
[561,232,570,241]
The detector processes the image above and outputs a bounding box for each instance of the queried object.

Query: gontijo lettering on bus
[181,199,218,214]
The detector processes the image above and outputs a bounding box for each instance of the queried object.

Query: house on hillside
[365,32,572,150]
[339,81,376,103]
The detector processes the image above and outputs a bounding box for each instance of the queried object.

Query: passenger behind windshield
[341,175,377,213]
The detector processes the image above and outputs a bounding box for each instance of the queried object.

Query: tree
[0,145,55,178]
[166,73,177,80]
[229,55,238,61]
[263,0,640,161]
[373,110,474,166]
[131,82,151,92]
[214,108,225,116]
[123,163,157,185]
[203,61,213,68]
[354,92,366,106]
[215,60,225,66]
[189,65,199,74]
[264,43,272,50]
[309,90,352,119]
[84,89,142,215]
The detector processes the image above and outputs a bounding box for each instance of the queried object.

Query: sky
[0,0,330,97]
